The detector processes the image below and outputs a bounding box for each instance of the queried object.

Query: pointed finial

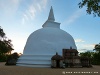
[48,6,55,22]
[70,46,72,50]
[56,52,58,55]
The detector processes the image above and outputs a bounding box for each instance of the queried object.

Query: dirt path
[0,62,99,75]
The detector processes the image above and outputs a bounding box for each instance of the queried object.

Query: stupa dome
[17,7,77,67]
[23,24,77,55]
[23,7,76,55]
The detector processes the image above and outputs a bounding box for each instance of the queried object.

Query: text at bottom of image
[62,71,98,74]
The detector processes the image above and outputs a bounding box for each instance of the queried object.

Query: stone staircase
[16,55,53,67]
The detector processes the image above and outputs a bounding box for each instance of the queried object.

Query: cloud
[75,39,95,51]
[22,18,25,25]
[0,0,20,16]
[78,49,87,53]
[76,44,95,52]
[78,48,94,53]
[22,0,48,24]
[0,0,48,24]
[75,39,85,43]
[63,9,83,25]
[75,39,96,52]
[81,44,95,49]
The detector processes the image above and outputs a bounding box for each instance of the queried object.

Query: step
[17,60,51,64]
[18,55,53,60]
[16,64,51,67]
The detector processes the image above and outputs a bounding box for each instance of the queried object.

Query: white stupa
[17,7,77,67]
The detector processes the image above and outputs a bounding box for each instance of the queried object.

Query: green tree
[5,52,19,65]
[0,27,13,61]
[92,43,100,65]
[94,43,100,53]
[0,40,13,55]
[0,26,5,38]
[92,52,100,65]
[79,0,100,17]
[79,51,93,58]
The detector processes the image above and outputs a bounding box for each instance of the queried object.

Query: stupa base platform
[17,55,53,67]
[16,64,51,67]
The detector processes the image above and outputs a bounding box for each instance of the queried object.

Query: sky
[0,0,99,53]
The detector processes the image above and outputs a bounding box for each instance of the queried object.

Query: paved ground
[0,62,99,75]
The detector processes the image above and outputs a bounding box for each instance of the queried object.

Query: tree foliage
[0,40,13,54]
[92,52,100,65]
[0,26,14,61]
[94,43,100,52]
[79,51,93,58]
[5,52,20,65]
[92,43,100,64]
[80,43,100,65]
[0,27,5,38]
[79,0,100,17]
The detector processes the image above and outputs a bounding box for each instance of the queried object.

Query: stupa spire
[48,6,55,22]
[42,6,60,28]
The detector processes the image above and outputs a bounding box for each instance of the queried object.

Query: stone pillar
[60,60,63,68]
